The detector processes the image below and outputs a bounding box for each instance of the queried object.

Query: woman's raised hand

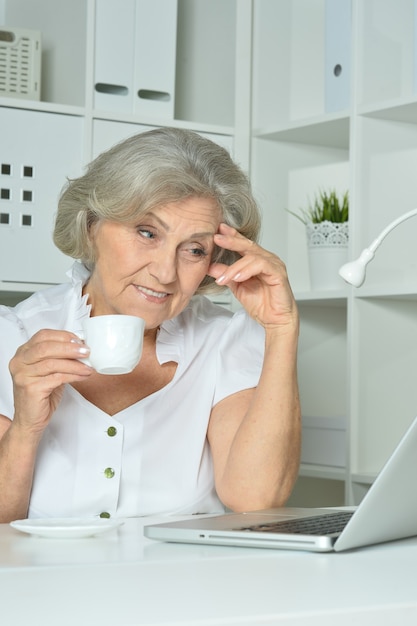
[208,223,298,331]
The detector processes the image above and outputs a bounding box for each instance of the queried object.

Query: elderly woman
[0,127,300,522]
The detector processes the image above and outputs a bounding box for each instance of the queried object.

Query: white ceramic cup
[81,314,145,375]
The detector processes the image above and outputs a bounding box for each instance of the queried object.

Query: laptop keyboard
[235,511,355,536]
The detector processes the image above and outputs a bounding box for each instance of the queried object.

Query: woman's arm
[0,330,92,522]
[0,415,41,521]
[207,224,301,512]
[208,326,300,511]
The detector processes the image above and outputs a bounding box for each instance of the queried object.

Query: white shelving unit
[2,0,417,506]
[251,0,417,506]
[0,0,251,298]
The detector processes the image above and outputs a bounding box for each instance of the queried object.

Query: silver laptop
[144,416,417,552]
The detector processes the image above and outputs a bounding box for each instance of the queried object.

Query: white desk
[1,515,417,626]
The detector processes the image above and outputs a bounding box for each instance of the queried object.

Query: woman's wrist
[8,417,45,449]
[263,317,299,350]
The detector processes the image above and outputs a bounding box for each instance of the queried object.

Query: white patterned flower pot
[306,220,349,290]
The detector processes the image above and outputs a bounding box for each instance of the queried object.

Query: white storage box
[0,27,41,100]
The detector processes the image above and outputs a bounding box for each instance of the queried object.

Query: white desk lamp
[338,208,417,287]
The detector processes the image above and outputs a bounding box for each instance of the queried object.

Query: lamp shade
[338,209,417,287]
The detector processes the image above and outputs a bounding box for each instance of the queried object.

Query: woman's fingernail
[216,274,226,284]
[77,346,90,355]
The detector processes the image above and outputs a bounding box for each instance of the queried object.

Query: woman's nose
[148,248,177,284]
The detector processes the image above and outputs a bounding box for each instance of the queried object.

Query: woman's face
[85,197,222,329]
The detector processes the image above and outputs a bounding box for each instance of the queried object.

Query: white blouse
[0,262,265,518]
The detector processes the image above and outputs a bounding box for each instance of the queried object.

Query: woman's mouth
[136,285,170,300]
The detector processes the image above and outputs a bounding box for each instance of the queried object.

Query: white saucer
[10,517,124,539]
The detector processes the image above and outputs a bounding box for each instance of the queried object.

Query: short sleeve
[0,308,28,418]
[213,309,265,405]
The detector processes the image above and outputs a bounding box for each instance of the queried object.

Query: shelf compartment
[251,136,349,292]
[252,0,352,128]
[2,0,87,106]
[357,0,416,108]
[354,115,417,291]
[349,297,417,476]
[174,0,236,126]
[297,303,348,420]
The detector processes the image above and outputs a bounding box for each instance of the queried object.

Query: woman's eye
[189,247,207,258]
[138,228,156,239]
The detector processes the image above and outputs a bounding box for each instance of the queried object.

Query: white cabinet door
[0,108,83,285]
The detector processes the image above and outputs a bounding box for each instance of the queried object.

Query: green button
[107,426,117,437]
[100,512,111,518]
[104,467,115,479]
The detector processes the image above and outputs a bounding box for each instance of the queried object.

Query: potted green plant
[289,189,349,225]
[289,189,349,290]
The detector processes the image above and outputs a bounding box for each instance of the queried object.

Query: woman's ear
[84,220,100,267]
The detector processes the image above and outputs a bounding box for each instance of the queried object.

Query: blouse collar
[65,261,91,336]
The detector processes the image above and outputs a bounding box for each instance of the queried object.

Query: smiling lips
[136,285,170,300]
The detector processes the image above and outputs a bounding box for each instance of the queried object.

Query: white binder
[94,0,136,113]
[94,0,177,118]
[324,0,352,113]
[134,0,177,117]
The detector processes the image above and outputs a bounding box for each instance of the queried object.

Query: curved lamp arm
[338,208,417,287]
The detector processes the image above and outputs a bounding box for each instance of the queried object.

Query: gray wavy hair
[53,126,261,294]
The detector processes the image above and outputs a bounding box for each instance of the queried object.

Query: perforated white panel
[0,108,83,285]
